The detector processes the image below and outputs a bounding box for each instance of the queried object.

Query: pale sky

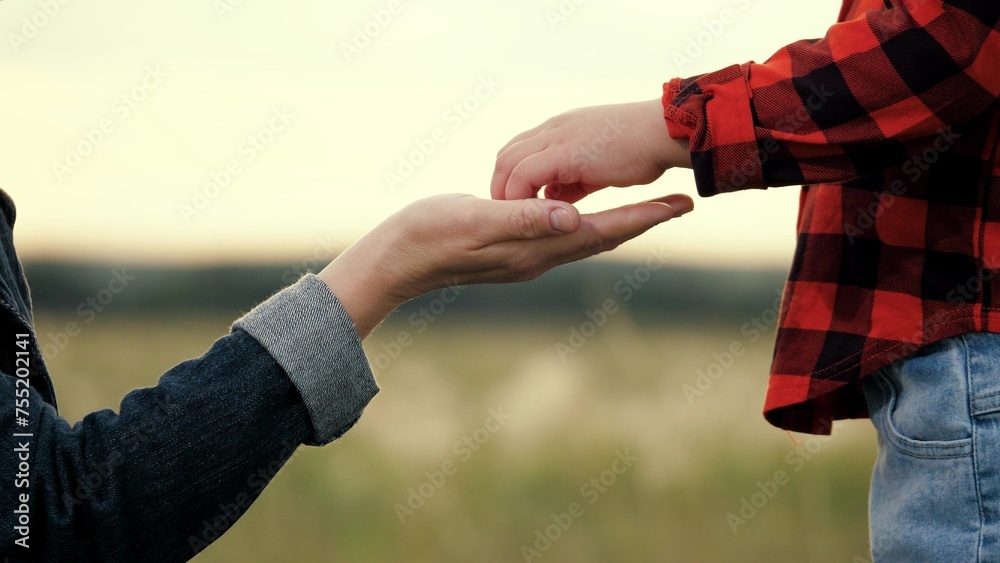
[1,0,837,267]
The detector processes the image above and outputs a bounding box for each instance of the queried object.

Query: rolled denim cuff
[233,274,378,446]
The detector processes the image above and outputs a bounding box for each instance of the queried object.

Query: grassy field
[34,311,877,562]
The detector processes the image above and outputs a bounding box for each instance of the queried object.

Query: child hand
[491,100,691,203]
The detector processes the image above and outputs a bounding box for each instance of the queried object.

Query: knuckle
[583,236,615,256]
[508,163,529,184]
[511,260,544,281]
[547,113,569,128]
[508,256,544,279]
[510,205,540,239]
[455,206,478,232]
[494,151,516,174]
[603,239,624,254]
[556,163,578,184]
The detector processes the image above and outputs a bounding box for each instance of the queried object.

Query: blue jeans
[862,331,1000,562]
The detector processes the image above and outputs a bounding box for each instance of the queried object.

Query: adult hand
[318,193,693,337]
[491,99,691,203]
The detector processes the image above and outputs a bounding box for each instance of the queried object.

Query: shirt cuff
[662,63,764,197]
[662,78,696,140]
[232,274,378,446]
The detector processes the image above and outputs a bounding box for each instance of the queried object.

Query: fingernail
[657,204,676,219]
[550,208,574,233]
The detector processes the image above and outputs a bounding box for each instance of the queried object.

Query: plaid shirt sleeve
[662,0,1000,197]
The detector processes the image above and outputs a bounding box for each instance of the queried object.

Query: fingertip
[649,194,694,217]
[669,197,694,217]
[549,208,576,233]
[491,172,510,200]
[547,201,581,234]
[640,202,679,223]
[500,198,579,239]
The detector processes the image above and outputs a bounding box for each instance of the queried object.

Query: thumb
[501,199,582,240]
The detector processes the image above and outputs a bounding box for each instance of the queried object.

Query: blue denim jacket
[0,189,378,561]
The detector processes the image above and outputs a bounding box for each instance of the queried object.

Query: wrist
[664,136,692,169]
[317,243,402,339]
[643,99,692,170]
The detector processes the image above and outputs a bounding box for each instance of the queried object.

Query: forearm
[1,276,378,560]
[663,0,999,196]
[317,240,402,340]
[2,331,308,561]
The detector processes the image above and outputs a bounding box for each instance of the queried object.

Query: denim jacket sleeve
[1,274,379,562]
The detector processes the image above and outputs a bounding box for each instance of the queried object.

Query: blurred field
[34,309,877,563]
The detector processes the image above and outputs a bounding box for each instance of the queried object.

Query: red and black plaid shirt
[662,0,1000,434]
